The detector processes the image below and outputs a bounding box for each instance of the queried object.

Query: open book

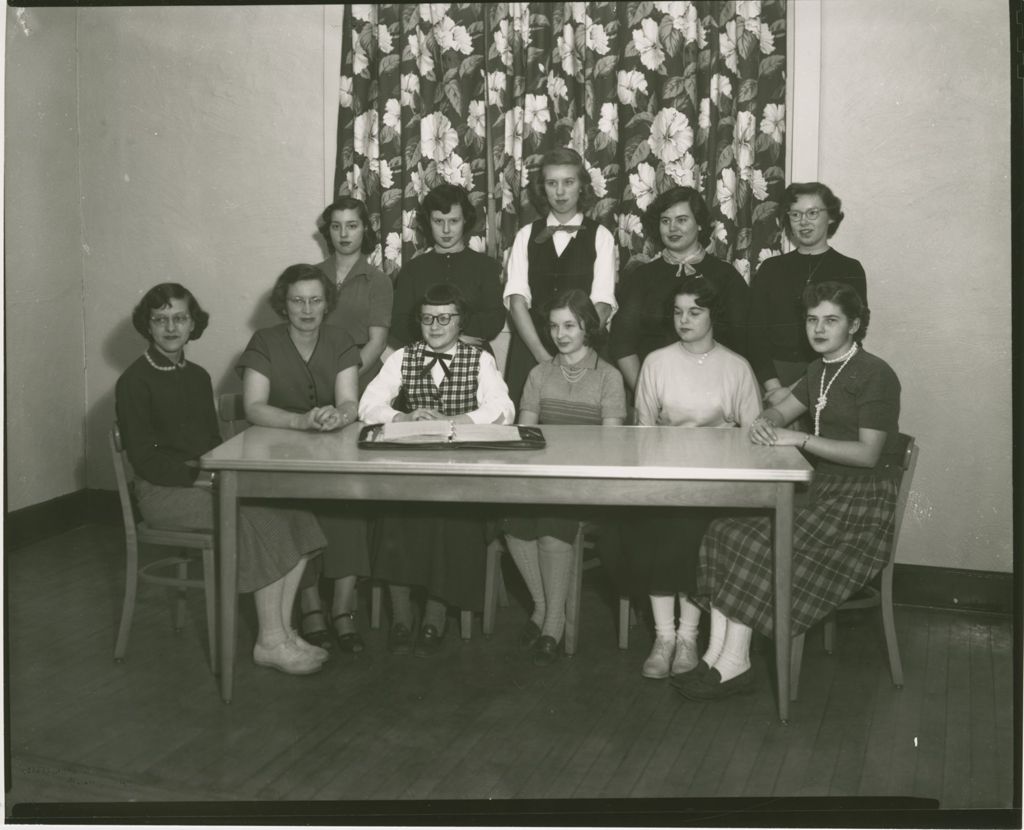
[358,421,545,449]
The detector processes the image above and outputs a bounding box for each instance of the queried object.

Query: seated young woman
[115,283,328,675]
[358,283,515,656]
[627,276,761,681]
[501,289,626,666]
[237,264,368,654]
[676,281,902,701]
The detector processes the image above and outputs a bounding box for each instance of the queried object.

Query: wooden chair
[110,423,218,672]
[789,433,918,700]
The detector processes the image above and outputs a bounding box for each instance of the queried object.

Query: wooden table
[201,423,813,721]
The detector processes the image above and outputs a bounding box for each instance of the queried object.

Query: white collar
[546,212,584,226]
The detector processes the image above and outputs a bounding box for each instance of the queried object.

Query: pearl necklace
[814,342,857,435]
[145,351,184,372]
[558,352,591,384]
[680,342,716,365]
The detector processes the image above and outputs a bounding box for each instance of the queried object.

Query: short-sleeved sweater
[519,350,626,424]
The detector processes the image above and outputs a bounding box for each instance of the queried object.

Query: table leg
[773,482,794,724]
[218,470,239,703]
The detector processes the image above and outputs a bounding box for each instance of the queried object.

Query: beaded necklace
[814,342,857,435]
[557,349,592,384]
[145,350,184,372]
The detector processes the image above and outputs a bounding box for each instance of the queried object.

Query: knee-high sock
[702,605,728,666]
[649,594,676,641]
[712,617,752,682]
[677,594,701,644]
[388,584,413,628]
[505,534,546,627]
[422,596,447,631]
[537,535,573,640]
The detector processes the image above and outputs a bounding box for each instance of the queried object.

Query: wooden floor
[4,524,1019,821]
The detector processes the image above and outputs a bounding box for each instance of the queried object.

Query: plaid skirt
[697,472,898,638]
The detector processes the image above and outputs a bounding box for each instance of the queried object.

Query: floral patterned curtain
[335,1,787,280]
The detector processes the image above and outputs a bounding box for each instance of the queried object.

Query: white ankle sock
[650,594,676,641]
[677,595,701,644]
[702,606,727,666]
[712,619,752,682]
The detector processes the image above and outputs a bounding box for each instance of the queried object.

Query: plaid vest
[400,341,482,416]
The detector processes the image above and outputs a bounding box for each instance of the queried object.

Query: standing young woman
[388,184,505,351]
[503,147,618,410]
[610,186,749,394]
[628,276,761,680]
[316,195,393,392]
[116,283,328,675]
[501,290,626,665]
[748,182,867,408]
[237,264,368,653]
[677,282,901,700]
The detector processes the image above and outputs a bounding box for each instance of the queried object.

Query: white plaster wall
[77,5,330,490]
[818,0,1012,571]
[4,7,87,511]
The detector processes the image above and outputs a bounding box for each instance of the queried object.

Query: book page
[449,424,522,443]
[378,421,452,443]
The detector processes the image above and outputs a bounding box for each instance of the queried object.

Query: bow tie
[533,223,582,244]
[421,349,454,378]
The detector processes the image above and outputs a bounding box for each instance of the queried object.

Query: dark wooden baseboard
[5,489,120,550]
[5,489,1016,615]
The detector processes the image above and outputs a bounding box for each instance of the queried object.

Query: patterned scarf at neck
[662,246,707,277]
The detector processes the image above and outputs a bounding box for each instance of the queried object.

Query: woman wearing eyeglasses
[359,283,515,657]
[116,283,329,675]
[238,264,368,655]
[748,182,867,409]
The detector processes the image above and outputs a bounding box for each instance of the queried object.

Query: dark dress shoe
[388,622,413,655]
[675,667,754,701]
[519,620,541,650]
[301,610,335,651]
[414,624,444,657]
[669,659,710,688]
[332,612,365,654]
[532,635,561,666]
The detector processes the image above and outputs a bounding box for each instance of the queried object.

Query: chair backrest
[887,433,918,565]
[109,423,141,542]
[218,392,248,439]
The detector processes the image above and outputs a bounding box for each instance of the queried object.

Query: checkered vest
[400,341,482,416]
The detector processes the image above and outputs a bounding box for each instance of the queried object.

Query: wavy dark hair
[416,282,470,330]
[544,289,604,350]
[415,183,478,244]
[317,196,377,254]
[131,283,210,342]
[641,186,712,249]
[527,146,596,215]
[268,264,339,318]
[670,275,724,330]
[802,280,870,342]
[781,182,845,239]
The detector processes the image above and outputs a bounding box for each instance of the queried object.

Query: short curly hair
[415,183,478,245]
[641,186,712,249]
[131,283,210,342]
[670,275,725,330]
[268,264,339,319]
[317,196,378,254]
[527,146,596,215]
[543,288,604,350]
[781,182,845,239]
[802,280,870,342]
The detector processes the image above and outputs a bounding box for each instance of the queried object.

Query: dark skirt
[372,506,489,611]
[620,509,712,595]
[300,504,372,588]
[503,328,536,416]
[697,472,898,637]
[501,512,579,545]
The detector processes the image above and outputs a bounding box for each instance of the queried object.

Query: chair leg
[880,564,904,688]
[789,632,805,702]
[823,613,836,654]
[482,538,501,636]
[460,609,472,640]
[563,526,585,657]
[113,541,140,662]
[497,562,510,608]
[201,546,218,674]
[618,596,630,650]
[174,558,188,632]
[370,582,382,630]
